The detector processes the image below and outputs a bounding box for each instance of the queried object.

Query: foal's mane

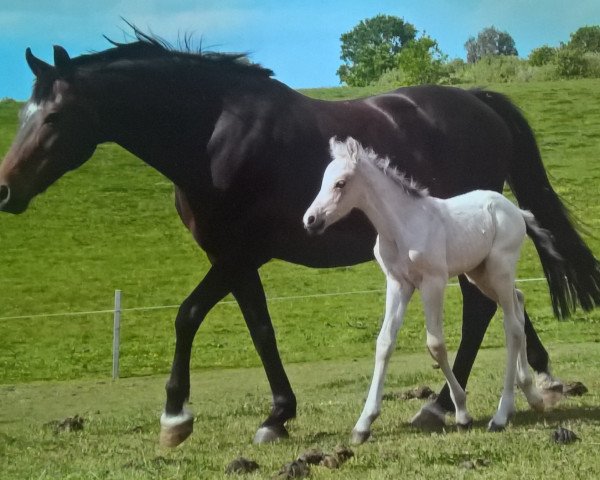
[356,142,428,199]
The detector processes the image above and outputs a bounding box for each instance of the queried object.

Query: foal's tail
[472,89,600,319]
[522,209,564,268]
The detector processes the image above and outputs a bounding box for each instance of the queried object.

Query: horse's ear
[53,45,71,71]
[26,48,52,77]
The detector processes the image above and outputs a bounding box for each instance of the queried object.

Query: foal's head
[303,136,367,235]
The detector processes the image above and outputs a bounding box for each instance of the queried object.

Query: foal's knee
[375,336,395,363]
[427,337,447,363]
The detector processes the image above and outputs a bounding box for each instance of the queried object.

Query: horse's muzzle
[0,184,28,214]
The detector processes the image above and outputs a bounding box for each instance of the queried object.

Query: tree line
[337,15,600,87]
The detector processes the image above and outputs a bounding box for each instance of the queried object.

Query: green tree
[465,26,518,63]
[337,14,417,86]
[568,25,600,53]
[529,45,556,66]
[396,36,448,85]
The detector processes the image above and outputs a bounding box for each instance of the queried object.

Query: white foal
[303,137,556,444]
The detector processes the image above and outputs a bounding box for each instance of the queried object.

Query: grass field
[0,79,599,478]
[1,344,599,479]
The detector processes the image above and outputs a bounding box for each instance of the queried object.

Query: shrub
[555,47,588,77]
[529,45,557,66]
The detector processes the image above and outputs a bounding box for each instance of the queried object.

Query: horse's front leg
[230,267,296,444]
[351,277,414,445]
[160,265,232,447]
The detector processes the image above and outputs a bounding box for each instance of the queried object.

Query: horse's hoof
[159,409,194,447]
[253,424,289,444]
[530,398,545,413]
[457,418,473,432]
[350,429,371,445]
[410,403,446,431]
[487,420,506,433]
[541,388,564,408]
[536,372,563,391]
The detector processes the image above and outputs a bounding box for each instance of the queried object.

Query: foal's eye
[334,180,346,189]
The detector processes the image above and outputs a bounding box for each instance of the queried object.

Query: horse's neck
[92,73,240,190]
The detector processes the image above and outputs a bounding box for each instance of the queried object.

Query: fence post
[112,289,122,380]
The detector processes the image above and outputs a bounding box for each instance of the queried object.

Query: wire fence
[0,276,547,322]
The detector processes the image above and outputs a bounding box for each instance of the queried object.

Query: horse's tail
[471,89,600,319]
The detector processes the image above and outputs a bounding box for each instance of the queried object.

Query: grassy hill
[0,80,599,383]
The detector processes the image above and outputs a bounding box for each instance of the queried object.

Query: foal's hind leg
[351,278,414,445]
[514,290,545,412]
[482,265,525,431]
[421,276,472,429]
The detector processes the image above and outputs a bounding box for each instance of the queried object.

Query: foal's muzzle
[304,214,326,235]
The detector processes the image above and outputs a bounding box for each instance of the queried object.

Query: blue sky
[1,0,599,100]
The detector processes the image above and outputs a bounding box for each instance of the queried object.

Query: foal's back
[433,190,527,277]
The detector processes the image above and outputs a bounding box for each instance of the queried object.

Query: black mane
[31,27,273,102]
[76,28,273,76]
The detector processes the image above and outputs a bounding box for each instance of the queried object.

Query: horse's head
[0,46,98,213]
[303,136,364,235]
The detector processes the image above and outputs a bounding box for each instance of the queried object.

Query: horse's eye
[335,180,346,189]
[44,112,61,124]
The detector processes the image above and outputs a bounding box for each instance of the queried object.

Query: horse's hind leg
[351,278,414,445]
[161,265,233,447]
[421,276,472,429]
[230,267,297,444]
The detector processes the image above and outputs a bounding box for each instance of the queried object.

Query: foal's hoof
[159,409,194,447]
[487,420,506,433]
[410,403,446,431]
[253,424,289,444]
[350,429,371,445]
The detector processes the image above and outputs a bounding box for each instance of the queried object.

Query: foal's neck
[357,164,430,243]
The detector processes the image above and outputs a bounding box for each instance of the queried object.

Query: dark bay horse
[1,31,599,446]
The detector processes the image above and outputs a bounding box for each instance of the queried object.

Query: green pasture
[0,79,599,478]
[1,344,599,479]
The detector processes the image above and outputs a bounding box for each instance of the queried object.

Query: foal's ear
[26,48,52,77]
[345,136,361,163]
[53,45,71,71]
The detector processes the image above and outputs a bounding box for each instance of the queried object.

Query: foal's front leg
[351,277,414,445]
[421,276,472,429]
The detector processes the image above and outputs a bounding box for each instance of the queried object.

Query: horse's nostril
[306,215,315,225]
[0,185,9,204]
